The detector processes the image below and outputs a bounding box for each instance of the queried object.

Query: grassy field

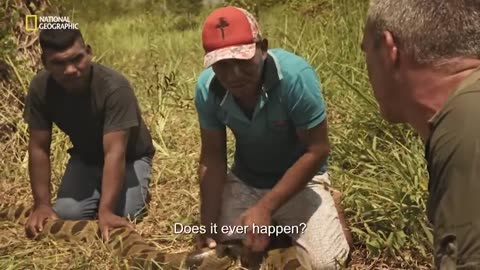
[0,0,433,269]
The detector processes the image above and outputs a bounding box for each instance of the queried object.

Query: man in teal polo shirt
[194,6,351,269]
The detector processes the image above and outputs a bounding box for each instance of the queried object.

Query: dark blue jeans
[52,155,152,220]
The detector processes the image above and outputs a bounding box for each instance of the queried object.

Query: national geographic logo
[25,15,79,32]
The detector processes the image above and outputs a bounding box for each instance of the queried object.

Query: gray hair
[366,0,480,65]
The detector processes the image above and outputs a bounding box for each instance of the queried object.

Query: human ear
[383,30,398,67]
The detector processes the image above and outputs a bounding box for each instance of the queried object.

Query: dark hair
[39,29,84,52]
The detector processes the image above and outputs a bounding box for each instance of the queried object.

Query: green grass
[0,0,433,268]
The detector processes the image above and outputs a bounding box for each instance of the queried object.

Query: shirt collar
[428,65,480,125]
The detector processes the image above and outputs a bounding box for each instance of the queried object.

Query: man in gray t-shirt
[23,29,155,241]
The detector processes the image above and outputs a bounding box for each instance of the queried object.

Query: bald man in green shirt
[361,1,480,268]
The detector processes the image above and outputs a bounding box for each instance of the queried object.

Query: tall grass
[0,0,432,268]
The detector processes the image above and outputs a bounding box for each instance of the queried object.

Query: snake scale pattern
[0,203,311,269]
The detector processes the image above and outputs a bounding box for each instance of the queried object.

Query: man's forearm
[198,162,226,236]
[28,147,52,207]
[257,149,329,214]
[99,152,125,214]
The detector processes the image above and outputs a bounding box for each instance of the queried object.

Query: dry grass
[0,0,434,269]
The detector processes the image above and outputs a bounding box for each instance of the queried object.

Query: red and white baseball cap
[202,6,262,68]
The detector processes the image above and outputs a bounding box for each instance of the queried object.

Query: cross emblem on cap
[215,17,229,40]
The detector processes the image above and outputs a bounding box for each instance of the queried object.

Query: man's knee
[309,247,350,270]
[330,188,354,250]
[118,158,152,220]
[301,219,351,270]
[54,198,96,220]
[121,194,149,220]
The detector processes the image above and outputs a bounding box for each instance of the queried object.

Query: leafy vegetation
[0,0,432,268]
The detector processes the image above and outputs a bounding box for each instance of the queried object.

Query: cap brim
[203,43,256,68]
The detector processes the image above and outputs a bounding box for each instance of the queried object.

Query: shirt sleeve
[426,91,480,260]
[284,67,327,129]
[194,81,225,130]
[23,79,52,130]
[103,84,140,134]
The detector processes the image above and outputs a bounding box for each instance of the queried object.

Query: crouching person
[193,6,352,269]
[23,28,155,240]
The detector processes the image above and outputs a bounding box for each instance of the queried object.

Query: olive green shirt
[425,66,480,267]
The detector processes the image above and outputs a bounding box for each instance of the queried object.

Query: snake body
[0,203,310,269]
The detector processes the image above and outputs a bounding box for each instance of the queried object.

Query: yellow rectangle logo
[25,15,38,31]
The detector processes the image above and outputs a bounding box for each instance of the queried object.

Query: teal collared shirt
[194,48,327,189]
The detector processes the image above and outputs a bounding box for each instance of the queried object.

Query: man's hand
[237,204,272,252]
[98,210,134,242]
[25,204,58,239]
[195,234,217,249]
[98,129,131,243]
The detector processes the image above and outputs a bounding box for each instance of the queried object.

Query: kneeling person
[23,29,155,240]
[194,6,351,269]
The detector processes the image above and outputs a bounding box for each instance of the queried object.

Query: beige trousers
[217,172,351,270]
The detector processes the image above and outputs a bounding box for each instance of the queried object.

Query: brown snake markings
[0,204,312,270]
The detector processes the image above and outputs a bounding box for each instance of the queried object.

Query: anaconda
[0,203,312,270]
